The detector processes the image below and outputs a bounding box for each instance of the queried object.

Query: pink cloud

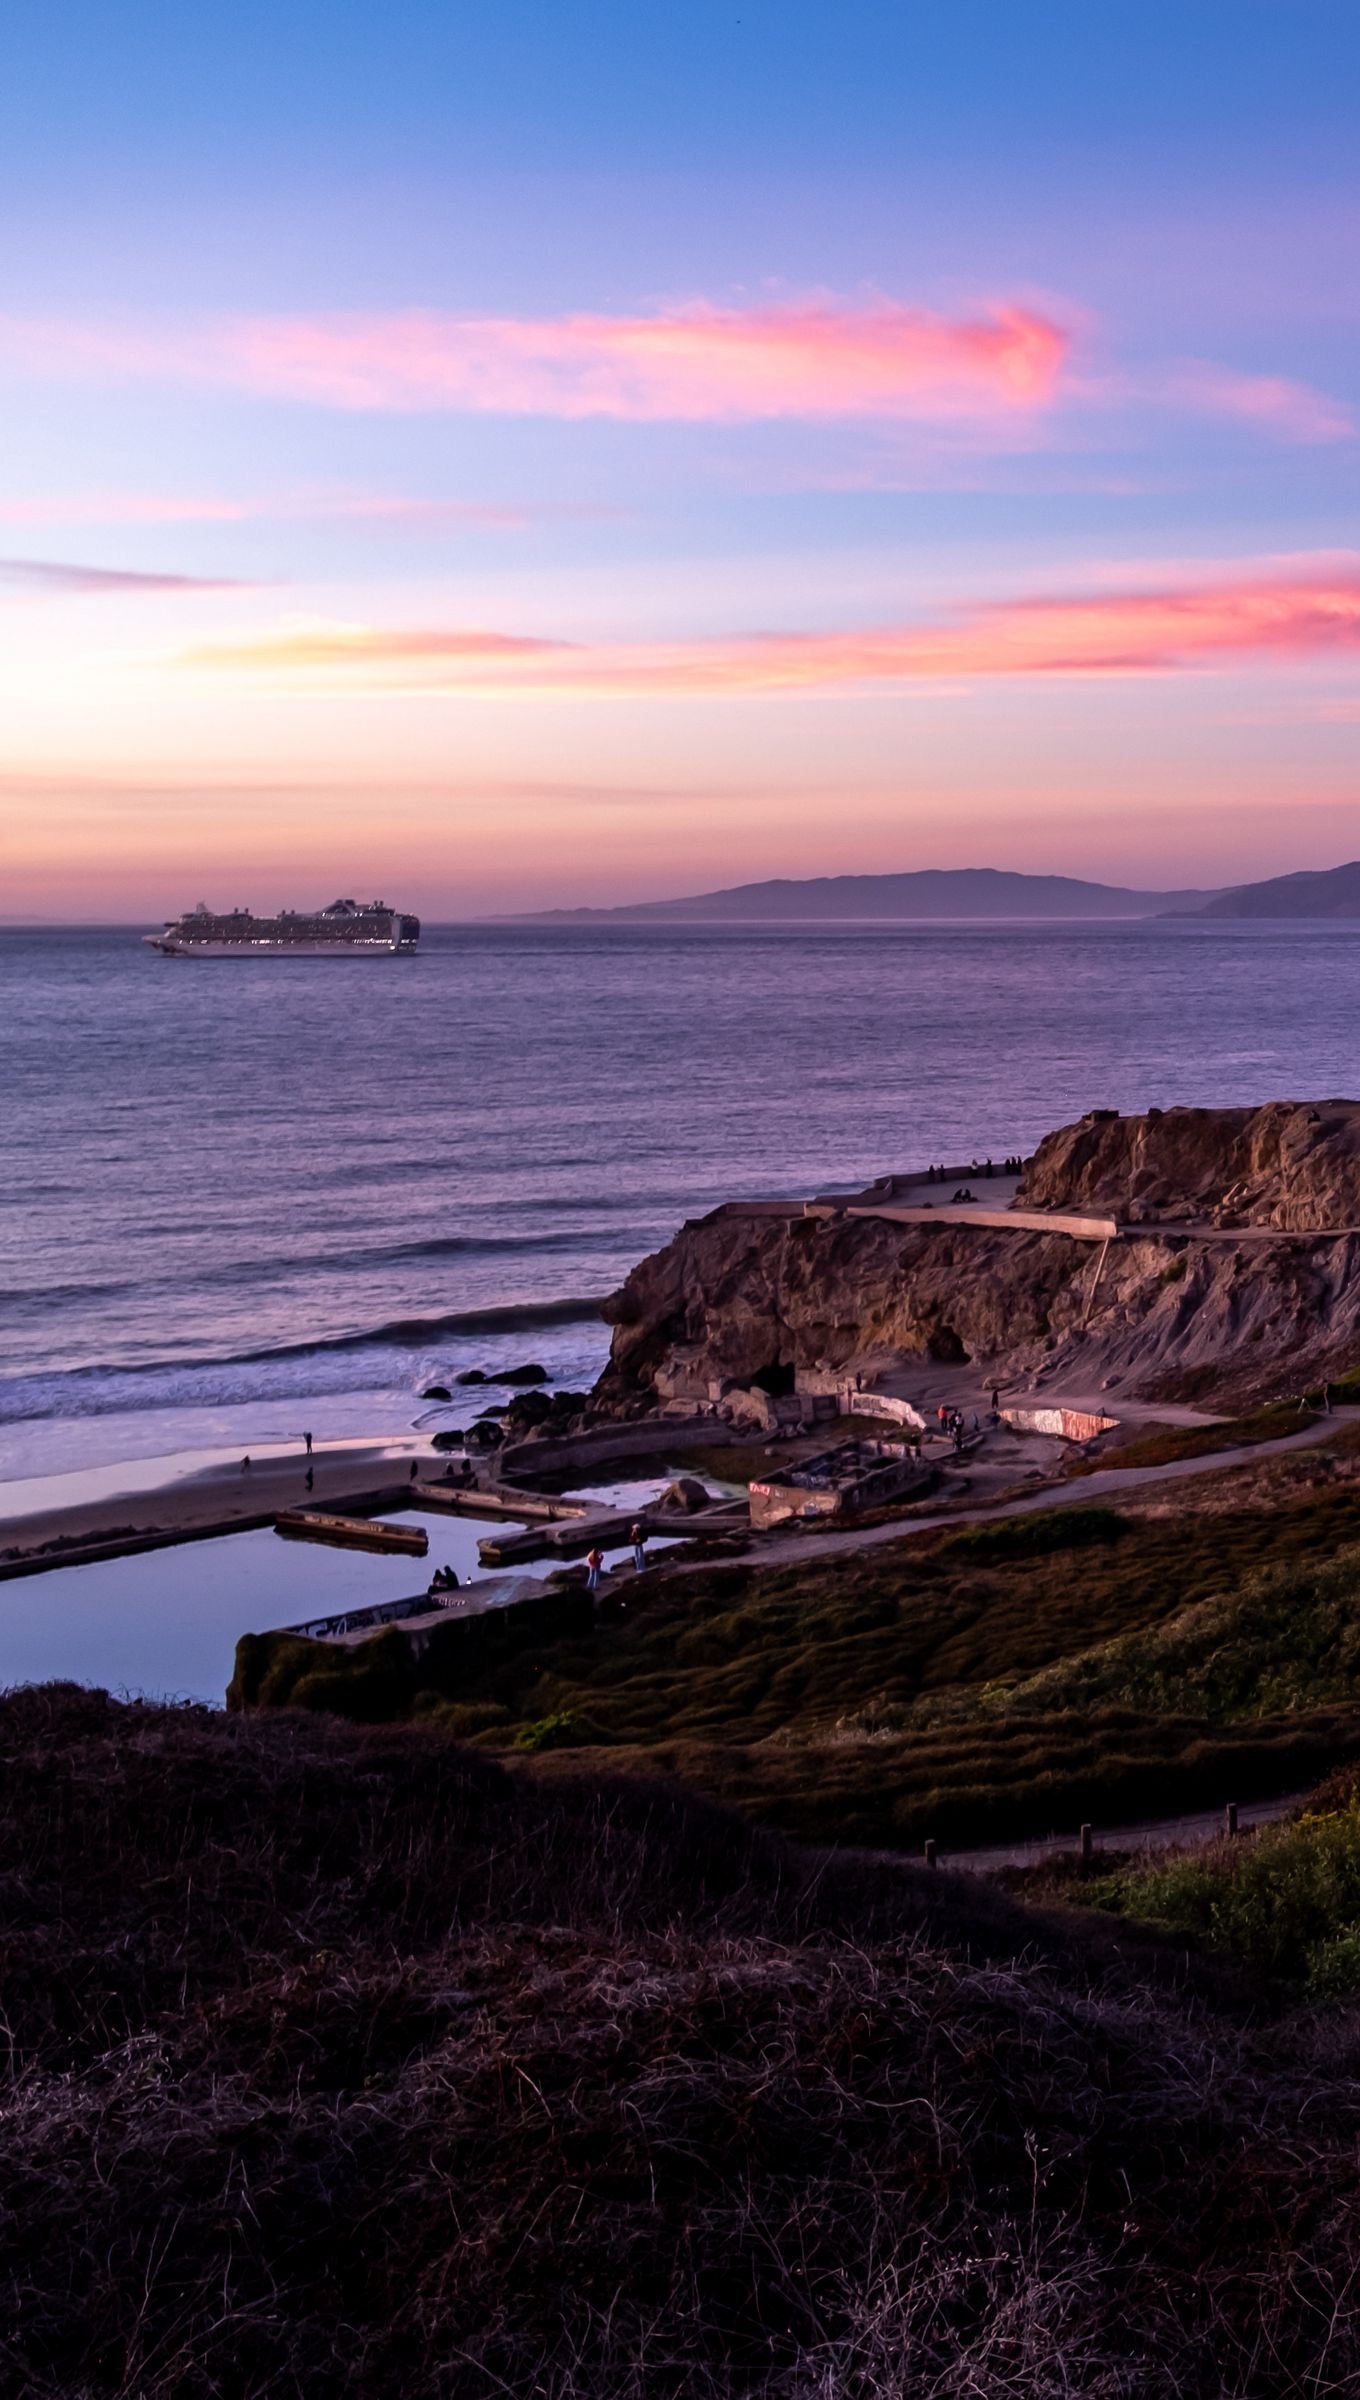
[0,490,550,528]
[182,560,1360,695]
[2,557,245,595]
[0,299,1069,421]
[1,303,1347,452]
[1163,363,1354,443]
[0,494,251,525]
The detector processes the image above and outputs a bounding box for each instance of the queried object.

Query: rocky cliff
[594,1103,1360,1416]
[1021,1100,1360,1230]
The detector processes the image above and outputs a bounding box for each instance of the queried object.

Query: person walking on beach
[630,1521,647,1573]
[585,1546,604,1595]
[304,1431,313,1456]
[241,1455,251,1475]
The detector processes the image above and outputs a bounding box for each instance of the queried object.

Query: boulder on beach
[430,1429,466,1452]
[498,1362,549,1386]
[454,1369,487,1386]
[466,1420,504,1450]
[421,1384,452,1401]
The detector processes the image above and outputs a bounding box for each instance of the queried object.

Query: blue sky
[2,3,1359,913]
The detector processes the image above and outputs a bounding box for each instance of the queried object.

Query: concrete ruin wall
[1000,1404,1119,1443]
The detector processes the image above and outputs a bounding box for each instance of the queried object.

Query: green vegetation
[238,1480,1360,1850]
[1075,1400,1317,1473]
[928,1502,1128,1558]
[993,1545,1360,1722]
[1071,1778,1360,1999]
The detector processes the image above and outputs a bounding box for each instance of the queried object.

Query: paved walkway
[728,1407,1355,1571]
[765,1161,1360,1252]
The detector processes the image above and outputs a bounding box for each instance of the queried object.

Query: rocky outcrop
[655,1477,712,1515]
[1021,1101,1360,1230]
[593,1101,1360,1417]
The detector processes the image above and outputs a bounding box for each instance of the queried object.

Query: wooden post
[1226,1801,1239,1837]
[924,1838,938,1869]
[1080,1822,1093,1868]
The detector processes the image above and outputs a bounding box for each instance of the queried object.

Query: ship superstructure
[143,899,420,958]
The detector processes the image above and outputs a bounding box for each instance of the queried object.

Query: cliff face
[595,1204,1360,1413]
[1021,1101,1360,1231]
[595,1101,1360,1416]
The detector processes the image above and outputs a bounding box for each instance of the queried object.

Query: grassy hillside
[236,1482,1360,1847]
[5,1684,1360,2396]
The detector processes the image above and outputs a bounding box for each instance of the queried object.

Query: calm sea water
[4,917,1359,1482]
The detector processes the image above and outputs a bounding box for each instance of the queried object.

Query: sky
[2,1,1359,917]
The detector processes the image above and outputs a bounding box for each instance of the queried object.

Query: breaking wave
[0,1296,607,1425]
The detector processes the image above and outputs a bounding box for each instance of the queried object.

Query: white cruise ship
[143,899,421,958]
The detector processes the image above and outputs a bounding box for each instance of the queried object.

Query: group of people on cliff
[923,1154,1024,1185]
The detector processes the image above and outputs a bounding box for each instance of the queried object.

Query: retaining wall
[499,1418,734,1481]
[1001,1404,1119,1443]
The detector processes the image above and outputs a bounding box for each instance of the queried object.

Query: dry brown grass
[5,1684,1360,2396]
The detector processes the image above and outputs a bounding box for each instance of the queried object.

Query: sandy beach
[0,1440,428,1575]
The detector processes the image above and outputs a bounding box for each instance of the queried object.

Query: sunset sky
[3,2,1360,917]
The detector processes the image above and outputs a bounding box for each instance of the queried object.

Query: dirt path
[878,1789,1303,1877]
[739,1408,1355,1570]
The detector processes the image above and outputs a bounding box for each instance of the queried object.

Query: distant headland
[498,857,1360,924]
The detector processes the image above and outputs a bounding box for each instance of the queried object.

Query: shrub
[1074,1401,1317,1474]
[931,1505,1128,1563]
[230,1627,417,1721]
[998,1543,1360,1723]
[1086,1797,1360,1996]
[513,1711,605,1752]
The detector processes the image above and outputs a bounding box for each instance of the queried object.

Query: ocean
[4,916,1360,1485]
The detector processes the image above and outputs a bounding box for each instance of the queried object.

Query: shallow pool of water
[0,1498,672,1708]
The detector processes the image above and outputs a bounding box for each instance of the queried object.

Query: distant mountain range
[506,868,1220,922]
[1167,861,1360,920]
[504,859,1360,924]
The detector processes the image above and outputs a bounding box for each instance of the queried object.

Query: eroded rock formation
[1022,1100,1360,1230]
[593,1103,1360,1416]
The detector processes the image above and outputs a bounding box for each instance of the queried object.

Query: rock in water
[656,1476,712,1514]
